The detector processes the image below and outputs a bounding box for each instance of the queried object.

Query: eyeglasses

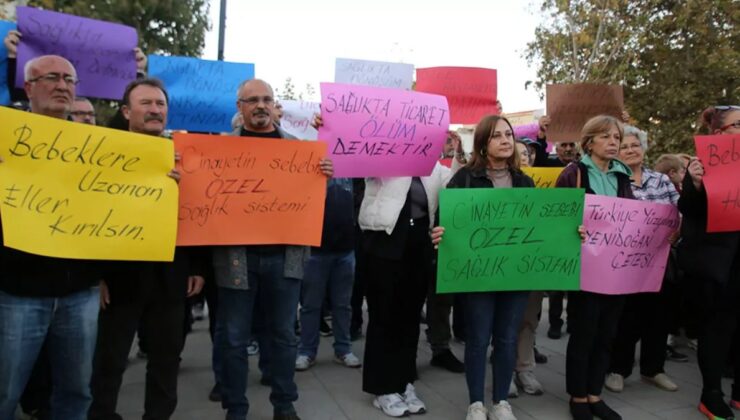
[719,121,740,131]
[238,96,274,106]
[70,111,95,118]
[28,73,79,86]
[619,143,643,150]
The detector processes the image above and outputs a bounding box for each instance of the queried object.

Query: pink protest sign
[318,82,449,177]
[580,195,679,295]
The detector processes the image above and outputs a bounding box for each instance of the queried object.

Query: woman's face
[487,119,514,161]
[589,125,621,162]
[718,110,740,134]
[618,134,644,167]
[516,142,531,167]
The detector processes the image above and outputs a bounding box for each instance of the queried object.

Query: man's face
[273,102,283,122]
[237,81,275,132]
[24,56,76,118]
[122,85,168,136]
[556,141,577,163]
[71,99,96,125]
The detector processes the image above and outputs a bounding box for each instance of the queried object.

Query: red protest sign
[694,134,740,232]
[415,67,497,124]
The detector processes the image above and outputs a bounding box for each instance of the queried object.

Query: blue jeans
[217,252,301,419]
[298,250,355,359]
[0,287,99,420]
[464,291,529,404]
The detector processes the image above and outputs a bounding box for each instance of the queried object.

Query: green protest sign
[437,188,585,293]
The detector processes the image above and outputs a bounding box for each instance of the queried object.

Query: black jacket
[0,222,101,297]
[101,247,208,303]
[446,166,535,190]
[677,173,740,286]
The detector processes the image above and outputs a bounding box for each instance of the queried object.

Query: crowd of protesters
[1,22,739,420]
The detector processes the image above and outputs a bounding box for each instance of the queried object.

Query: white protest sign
[335,57,414,90]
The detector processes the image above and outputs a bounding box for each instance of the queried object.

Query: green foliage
[276,77,297,100]
[525,0,739,158]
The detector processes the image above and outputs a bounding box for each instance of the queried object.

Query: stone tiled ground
[117,302,734,420]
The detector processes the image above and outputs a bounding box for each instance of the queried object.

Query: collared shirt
[630,167,679,206]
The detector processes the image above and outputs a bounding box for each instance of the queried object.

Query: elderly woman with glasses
[678,105,740,420]
[603,125,681,395]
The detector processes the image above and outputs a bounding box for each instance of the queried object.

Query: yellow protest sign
[522,167,564,188]
[0,107,178,261]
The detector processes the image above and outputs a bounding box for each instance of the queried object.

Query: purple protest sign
[580,195,680,295]
[318,82,449,177]
[16,7,137,100]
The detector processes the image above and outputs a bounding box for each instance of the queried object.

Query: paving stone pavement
[116,304,734,420]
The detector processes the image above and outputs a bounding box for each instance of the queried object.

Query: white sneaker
[642,373,678,392]
[515,371,544,395]
[604,373,624,392]
[295,355,315,371]
[489,401,517,420]
[402,383,426,414]
[373,393,410,417]
[508,378,519,398]
[466,401,488,420]
[334,352,362,368]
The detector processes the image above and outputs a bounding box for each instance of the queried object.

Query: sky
[202,0,546,114]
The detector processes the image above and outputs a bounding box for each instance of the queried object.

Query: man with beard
[88,78,205,420]
[215,79,333,420]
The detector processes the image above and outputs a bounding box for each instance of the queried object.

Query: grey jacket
[213,125,310,290]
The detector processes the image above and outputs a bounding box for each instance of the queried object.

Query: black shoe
[699,390,734,419]
[260,376,272,387]
[569,400,593,420]
[534,346,548,364]
[666,346,689,363]
[430,349,465,373]
[319,317,333,337]
[589,400,621,420]
[548,326,562,339]
[208,383,222,402]
[274,413,301,420]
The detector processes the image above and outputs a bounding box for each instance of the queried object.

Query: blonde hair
[580,115,624,155]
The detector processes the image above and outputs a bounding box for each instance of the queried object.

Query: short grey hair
[623,124,648,150]
[622,124,647,150]
[24,55,75,81]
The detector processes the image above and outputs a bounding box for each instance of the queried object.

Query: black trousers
[548,291,571,331]
[362,221,432,395]
[89,297,185,420]
[609,288,672,378]
[566,292,625,398]
[696,260,740,396]
[426,270,453,355]
[351,232,368,335]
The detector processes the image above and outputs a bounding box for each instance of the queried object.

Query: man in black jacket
[88,78,205,420]
[0,55,101,420]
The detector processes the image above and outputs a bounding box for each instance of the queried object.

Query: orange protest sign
[174,133,327,246]
[695,134,740,232]
[546,84,623,142]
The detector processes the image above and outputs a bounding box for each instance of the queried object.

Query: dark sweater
[314,178,355,253]
[677,172,740,285]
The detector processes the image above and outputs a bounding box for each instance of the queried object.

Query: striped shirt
[631,167,679,206]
